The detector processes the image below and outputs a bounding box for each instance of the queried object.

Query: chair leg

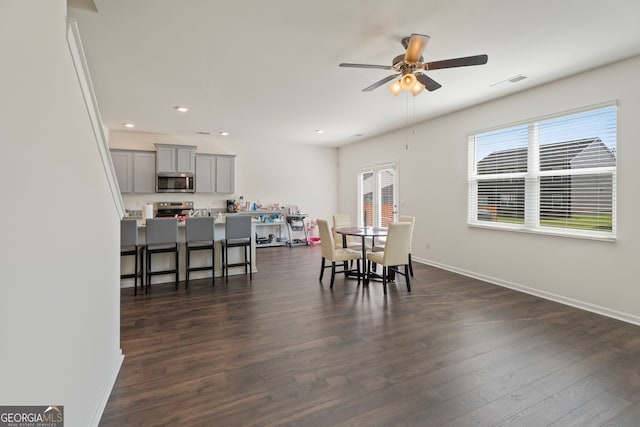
[382,266,387,295]
[330,262,336,288]
[319,257,325,281]
[356,259,361,285]
[405,265,411,292]
[249,243,252,281]
[408,254,414,277]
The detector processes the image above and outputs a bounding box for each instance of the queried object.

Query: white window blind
[468,103,617,239]
[358,163,397,227]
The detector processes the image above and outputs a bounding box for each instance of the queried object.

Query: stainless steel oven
[156,173,194,193]
[154,201,194,217]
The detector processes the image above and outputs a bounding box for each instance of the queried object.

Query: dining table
[336,226,388,283]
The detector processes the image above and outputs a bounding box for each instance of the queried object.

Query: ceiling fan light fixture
[411,82,425,96]
[400,73,417,90]
[389,80,402,96]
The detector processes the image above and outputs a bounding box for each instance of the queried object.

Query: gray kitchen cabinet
[195,154,215,193]
[155,144,196,174]
[216,155,235,193]
[111,150,132,193]
[110,150,156,193]
[132,151,156,193]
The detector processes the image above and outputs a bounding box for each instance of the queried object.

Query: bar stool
[185,216,216,288]
[120,219,144,296]
[145,217,179,292]
[220,215,252,283]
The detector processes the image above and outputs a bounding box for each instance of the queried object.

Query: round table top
[336,226,388,237]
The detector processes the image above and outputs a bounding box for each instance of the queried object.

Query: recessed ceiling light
[174,106,189,112]
[124,123,135,128]
[195,131,211,135]
[220,131,229,136]
[315,129,325,134]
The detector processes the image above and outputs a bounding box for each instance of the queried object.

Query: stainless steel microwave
[156,173,195,193]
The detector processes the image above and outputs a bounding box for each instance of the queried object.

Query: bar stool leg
[175,243,179,290]
[134,248,138,296]
[225,245,229,284]
[185,245,190,289]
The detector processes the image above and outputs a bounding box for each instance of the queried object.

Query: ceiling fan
[339,34,488,95]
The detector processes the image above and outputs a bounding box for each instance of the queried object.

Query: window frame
[468,102,617,242]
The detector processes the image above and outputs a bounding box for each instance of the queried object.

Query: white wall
[109,130,339,234]
[0,1,122,426]
[338,56,640,324]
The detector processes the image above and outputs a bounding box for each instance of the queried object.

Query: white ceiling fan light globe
[389,80,402,96]
[411,82,425,96]
[400,73,417,90]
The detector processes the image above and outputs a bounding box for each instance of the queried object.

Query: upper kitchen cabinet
[133,152,156,193]
[155,144,196,174]
[111,150,132,193]
[110,150,156,193]
[195,154,215,193]
[216,155,235,193]
[195,154,235,193]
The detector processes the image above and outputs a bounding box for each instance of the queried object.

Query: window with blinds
[468,103,617,239]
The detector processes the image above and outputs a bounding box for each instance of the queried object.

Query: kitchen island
[120,218,258,288]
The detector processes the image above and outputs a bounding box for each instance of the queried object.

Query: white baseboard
[90,350,124,427]
[413,256,640,327]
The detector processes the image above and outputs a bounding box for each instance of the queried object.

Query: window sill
[468,221,616,242]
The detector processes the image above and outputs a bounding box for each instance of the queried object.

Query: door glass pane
[379,168,395,227]
[359,166,397,227]
[361,172,373,227]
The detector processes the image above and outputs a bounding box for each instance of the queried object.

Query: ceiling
[68,0,640,147]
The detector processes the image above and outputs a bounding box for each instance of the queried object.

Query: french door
[358,163,398,227]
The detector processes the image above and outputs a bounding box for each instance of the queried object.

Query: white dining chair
[318,219,362,288]
[366,222,412,295]
[373,215,415,276]
[332,214,363,251]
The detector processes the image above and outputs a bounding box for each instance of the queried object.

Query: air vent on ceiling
[490,74,528,87]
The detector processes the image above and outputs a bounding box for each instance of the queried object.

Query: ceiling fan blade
[404,34,430,63]
[362,74,400,92]
[339,63,394,70]
[415,72,442,92]
[423,54,488,70]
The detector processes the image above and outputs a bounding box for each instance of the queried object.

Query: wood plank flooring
[101,245,640,426]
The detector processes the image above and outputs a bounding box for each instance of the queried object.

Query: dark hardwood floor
[101,245,640,426]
